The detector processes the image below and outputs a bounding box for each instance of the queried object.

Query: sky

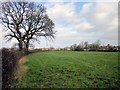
[0,0,118,48]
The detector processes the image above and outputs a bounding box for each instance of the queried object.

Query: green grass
[13,51,119,88]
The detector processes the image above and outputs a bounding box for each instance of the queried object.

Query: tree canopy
[0,2,55,54]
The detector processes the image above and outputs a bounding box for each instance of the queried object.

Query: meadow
[12,51,119,88]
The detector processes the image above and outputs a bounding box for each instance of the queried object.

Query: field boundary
[11,56,28,87]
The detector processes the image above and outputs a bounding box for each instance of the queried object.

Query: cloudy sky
[0,0,118,48]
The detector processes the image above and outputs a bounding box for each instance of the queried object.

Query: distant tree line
[4,40,119,52]
[70,40,119,52]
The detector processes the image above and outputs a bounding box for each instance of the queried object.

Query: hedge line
[1,48,23,89]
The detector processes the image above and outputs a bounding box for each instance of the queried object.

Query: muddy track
[19,56,26,64]
[12,56,28,87]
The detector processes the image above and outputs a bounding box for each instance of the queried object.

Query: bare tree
[0,2,55,54]
[0,2,26,50]
[84,41,88,50]
[94,40,101,51]
[70,44,77,51]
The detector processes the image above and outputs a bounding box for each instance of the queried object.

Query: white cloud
[0,2,118,48]
[47,0,64,2]
[88,2,118,40]
[80,3,93,15]
[46,2,77,25]
[91,2,117,24]
[46,2,118,47]
[75,21,94,31]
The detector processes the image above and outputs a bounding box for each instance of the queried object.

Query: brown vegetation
[12,56,28,87]
[1,48,23,89]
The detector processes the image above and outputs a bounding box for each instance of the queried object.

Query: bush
[1,48,23,89]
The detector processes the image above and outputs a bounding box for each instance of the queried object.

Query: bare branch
[0,2,55,52]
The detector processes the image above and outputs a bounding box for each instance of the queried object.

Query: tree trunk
[18,39,26,56]
[18,40,23,51]
[25,40,29,55]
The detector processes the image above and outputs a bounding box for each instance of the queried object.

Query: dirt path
[19,56,26,65]
[13,56,28,83]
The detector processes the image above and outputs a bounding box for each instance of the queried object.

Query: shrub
[1,48,23,89]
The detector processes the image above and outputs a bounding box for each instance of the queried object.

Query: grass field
[12,51,119,88]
